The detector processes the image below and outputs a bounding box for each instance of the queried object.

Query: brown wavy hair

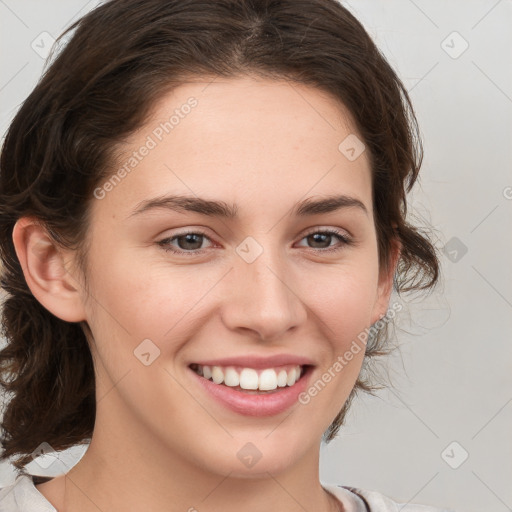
[0,0,440,472]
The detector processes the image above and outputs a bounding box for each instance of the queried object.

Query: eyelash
[157,228,354,257]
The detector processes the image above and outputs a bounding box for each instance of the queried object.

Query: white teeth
[258,369,278,390]
[202,365,212,380]
[193,364,303,391]
[239,368,259,390]
[286,367,297,386]
[224,367,240,387]
[277,370,288,387]
[211,366,224,384]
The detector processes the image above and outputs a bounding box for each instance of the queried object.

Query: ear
[370,234,402,325]
[11,217,87,323]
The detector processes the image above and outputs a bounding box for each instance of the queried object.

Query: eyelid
[157,225,355,256]
[301,225,351,239]
[158,224,351,241]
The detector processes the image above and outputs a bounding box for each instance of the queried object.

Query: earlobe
[11,217,87,323]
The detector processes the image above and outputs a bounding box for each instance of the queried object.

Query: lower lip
[189,366,312,417]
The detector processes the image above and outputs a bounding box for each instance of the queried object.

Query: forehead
[91,76,372,223]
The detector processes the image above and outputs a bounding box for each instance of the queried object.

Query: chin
[225,431,314,477]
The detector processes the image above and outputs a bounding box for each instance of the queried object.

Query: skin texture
[13,75,400,512]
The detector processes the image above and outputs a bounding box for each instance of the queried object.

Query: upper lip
[190,354,315,369]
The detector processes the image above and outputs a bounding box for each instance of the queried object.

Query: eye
[158,230,213,256]
[157,227,353,256]
[295,228,354,253]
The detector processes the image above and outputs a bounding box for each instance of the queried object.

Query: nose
[220,242,308,341]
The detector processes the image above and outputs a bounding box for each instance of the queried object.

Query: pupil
[310,233,329,248]
[179,234,202,250]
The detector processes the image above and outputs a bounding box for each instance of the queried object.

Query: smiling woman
[0,1,447,511]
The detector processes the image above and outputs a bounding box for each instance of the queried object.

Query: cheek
[83,245,204,340]
[294,270,374,420]
[302,262,380,339]
[84,236,380,361]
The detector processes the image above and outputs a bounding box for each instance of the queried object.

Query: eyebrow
[127,193,368,219]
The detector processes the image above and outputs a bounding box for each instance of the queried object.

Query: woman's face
[75,75,395,478]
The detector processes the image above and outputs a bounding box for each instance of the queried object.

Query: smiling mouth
[189,363,312,394]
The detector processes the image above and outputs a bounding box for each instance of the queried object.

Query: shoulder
[323,483,457,512]
[0,473,57,512]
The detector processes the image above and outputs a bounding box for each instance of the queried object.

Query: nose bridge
[222,235,306,338]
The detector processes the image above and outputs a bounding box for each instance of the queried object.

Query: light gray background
[0,1,511,511]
